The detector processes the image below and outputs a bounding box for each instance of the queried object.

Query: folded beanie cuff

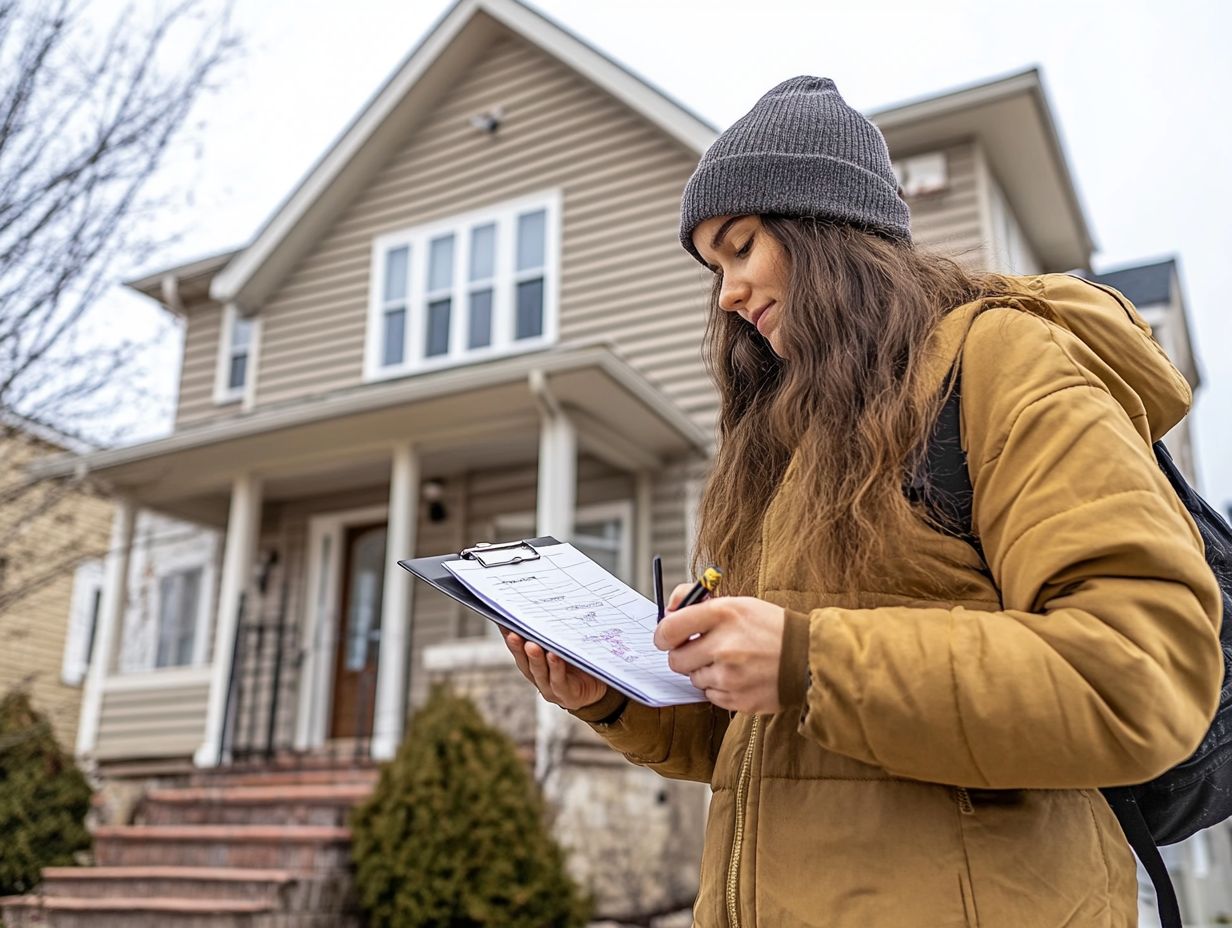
[680,151,911,264]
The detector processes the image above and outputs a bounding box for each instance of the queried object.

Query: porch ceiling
[31,341,708,514]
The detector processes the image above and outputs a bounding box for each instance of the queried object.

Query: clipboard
[398,537,699,706]
[398,536,560,643]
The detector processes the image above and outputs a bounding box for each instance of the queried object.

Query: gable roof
[1090,258,1176,309]
[209,0,717,312]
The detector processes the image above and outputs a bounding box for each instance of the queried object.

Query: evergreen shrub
[0,689,92,895]
[351,685,590,928]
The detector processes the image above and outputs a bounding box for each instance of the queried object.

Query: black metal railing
[218,552,381,766]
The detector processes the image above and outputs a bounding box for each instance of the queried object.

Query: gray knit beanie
[679,76,911,264]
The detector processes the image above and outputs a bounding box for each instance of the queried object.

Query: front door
[329,523,387,739]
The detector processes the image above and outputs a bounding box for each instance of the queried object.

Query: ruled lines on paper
[443,543,703,706]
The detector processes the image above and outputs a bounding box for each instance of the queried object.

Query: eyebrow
[710,215,745,251]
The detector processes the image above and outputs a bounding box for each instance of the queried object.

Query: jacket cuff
[778,609,812,710]
[568,687,629,725]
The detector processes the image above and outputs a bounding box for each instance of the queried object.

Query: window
[63,559,104,685]
[215,303,258,404]
[892,151,948,197]
[155,566,203,668]
[366,191,560,378]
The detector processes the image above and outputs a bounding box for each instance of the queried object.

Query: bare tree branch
[0,0,239,612]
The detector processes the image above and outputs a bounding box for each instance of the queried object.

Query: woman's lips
[752,301,776,334]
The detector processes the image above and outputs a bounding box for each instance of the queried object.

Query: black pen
[652,554,665,622]
[676,566,723,612]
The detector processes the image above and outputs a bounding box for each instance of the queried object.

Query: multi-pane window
[382,245,409,367]
[367,193,558,378]
[155,566,203,668]
[217,304,256,403]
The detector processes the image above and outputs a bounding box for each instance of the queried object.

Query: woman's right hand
[502,631,609,711]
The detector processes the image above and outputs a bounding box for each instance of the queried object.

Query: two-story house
[11,0,1210,924]
[0,415,110,751]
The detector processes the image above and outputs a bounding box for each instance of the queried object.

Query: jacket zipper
[726,715,761,928]
[955,786,974,815]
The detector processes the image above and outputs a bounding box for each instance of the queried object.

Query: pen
[653,555,665,622]
[676,566,723,612]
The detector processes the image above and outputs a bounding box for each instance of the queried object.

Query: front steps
[0,759,375,927]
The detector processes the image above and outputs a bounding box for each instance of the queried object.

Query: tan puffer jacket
[572,275,1223,928]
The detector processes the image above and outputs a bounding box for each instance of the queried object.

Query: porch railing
[218,554,381,767]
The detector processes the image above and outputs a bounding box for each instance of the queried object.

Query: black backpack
[912,371,1232,928]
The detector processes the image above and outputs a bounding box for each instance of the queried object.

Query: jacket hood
[985,274,1191,442]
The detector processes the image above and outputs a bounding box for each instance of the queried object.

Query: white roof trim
[28,340,710,481]
[210,0,715,307]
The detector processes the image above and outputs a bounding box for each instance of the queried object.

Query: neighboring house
[1091,258,1202,482]
[10,0,1212,923]
[0,416,109,750]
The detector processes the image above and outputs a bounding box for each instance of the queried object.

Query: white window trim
[117,520,219,674]
[63,558,105,686]
[214,302,260,407]
[364,189,562,382]
[150,534,218,671]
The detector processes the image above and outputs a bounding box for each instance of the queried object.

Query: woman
[503,76,1222,927]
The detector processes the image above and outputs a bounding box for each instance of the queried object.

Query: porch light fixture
[422,479,448,523]
[467,104,504,135]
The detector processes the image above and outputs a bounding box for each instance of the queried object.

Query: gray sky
[103,0,1232,506]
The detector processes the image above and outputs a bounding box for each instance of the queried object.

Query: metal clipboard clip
[458,539,542,568]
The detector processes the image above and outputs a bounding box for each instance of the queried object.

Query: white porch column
[195,473,263,767]
[532,387,576,543]
[530,371,577,792]
[75,497,136,759]
[635,471,653,596]
[371,440,419,761]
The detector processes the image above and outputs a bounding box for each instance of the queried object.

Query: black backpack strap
[917,368,984,561]
[1102,787,1183,928]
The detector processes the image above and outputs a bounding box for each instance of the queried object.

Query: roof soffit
[872,70,1095,271]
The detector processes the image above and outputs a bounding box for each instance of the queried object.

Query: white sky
[100,0,1232,507]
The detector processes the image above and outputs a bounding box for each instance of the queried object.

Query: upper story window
[215,303,257,405]
[366,191,561,380]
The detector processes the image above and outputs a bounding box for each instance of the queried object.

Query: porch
[33,343,708,771]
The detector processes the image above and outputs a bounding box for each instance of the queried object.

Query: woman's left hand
[653,596,786,714]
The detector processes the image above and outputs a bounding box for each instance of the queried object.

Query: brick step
[92,825,351,872]
[39,866,293,901]
[141,784,372,827]
[0,894,274,928]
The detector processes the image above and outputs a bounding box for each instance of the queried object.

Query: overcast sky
[100,0,1232,506]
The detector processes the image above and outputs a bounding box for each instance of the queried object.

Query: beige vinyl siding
[94,678,209,760]
[0,430,112,749]
[174,301,232,430]
[901,140,987,270]
[251,31,717,436]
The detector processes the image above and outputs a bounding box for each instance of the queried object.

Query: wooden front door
[329,522,387,739]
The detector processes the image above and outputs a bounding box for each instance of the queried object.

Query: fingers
[666,582,695,612]
[546,651,572,702]
[503,631,534,681]
[523,641,553,694]
[666,636,715,675]
[654,600,726,650]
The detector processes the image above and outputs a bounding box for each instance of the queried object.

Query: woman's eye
[735,237,754,258]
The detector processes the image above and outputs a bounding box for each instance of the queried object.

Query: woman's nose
[718,275,749,313]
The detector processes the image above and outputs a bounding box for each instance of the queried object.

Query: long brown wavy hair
[692,216,1017,595]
